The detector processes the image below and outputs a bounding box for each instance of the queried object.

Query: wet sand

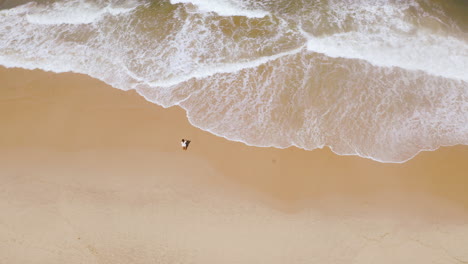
[1,66,468,263]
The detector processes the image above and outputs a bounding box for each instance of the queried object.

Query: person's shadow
[185,140,191,149]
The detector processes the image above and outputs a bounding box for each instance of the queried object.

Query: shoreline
[2,66,468,210]
[1,66,468,263]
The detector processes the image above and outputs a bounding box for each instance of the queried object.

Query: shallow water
[1,0,467,162]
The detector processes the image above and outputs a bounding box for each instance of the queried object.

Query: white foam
[170,0,269,18]
[298,1,468,82]
[25,0,141,25]
[147,46,304,88]
[303,32,468,82]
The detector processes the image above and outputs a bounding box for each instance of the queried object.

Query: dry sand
[1,66,468,263]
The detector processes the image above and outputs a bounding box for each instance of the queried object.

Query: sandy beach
[1,66,468,263]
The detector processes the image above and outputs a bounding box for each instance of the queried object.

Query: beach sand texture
[1,67,468,263]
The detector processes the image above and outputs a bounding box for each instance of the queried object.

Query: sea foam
[298,1,468,82]
[25,0,142,25]
[305,33,468,82]
[170,0,269,18]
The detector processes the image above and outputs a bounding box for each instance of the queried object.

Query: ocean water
[0,0,466,162]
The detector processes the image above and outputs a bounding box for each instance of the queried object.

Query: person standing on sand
[181,139,191,150]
